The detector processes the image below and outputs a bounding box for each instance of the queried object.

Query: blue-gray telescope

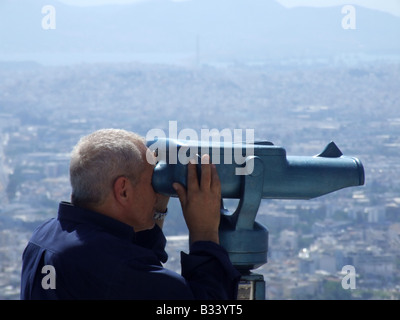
[146,138,365,277]
[147,138,364,200]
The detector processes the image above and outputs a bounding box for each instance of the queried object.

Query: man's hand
[173,154,221,245]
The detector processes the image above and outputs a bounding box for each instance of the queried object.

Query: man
[20,128,240,299]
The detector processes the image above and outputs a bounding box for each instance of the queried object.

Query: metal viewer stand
[219,156,268,300]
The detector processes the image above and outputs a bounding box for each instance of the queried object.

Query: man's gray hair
[70,129,146,208]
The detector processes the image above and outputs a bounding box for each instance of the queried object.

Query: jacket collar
[57,201,135,242]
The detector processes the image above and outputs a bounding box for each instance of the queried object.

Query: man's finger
[210,164,221,193]
[200,154,211,190]
[173,182,187,208]
[187,158,200,191]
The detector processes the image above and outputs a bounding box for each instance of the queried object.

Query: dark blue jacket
[20,202,240,300]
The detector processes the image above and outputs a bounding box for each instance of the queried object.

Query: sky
[57,0,400,17]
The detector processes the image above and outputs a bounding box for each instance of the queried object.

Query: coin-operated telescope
[146,138,365,300]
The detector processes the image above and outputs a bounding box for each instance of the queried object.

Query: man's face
[128,146,157,232]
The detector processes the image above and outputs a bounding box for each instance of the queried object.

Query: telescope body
[147,138,364,200]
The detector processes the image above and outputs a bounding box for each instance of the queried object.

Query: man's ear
[113,176,130,204]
